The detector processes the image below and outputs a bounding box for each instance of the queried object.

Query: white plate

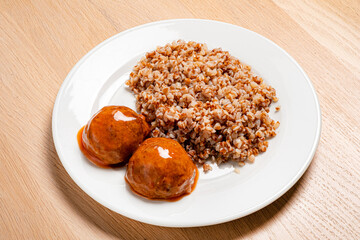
[52,19,321,227]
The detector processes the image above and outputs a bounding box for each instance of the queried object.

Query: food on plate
[77,106,150,167]
[126,40,279,166]
[75,39,280,202]
[125,138,198,200]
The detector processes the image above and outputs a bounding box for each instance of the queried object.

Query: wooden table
[1,0,359,239]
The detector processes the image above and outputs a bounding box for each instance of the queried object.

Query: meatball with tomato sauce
[125,138,199,200]
[78,106,150,167]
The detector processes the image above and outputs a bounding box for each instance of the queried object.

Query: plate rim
[52,18,322,227]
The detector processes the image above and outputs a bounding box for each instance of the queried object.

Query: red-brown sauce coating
[125,138,199,201]
[77,106,150,167]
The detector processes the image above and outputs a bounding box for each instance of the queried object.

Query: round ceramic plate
[52,19,321,227]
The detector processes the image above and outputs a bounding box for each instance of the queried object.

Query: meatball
[125,138,198,200]
[78,106,150,167]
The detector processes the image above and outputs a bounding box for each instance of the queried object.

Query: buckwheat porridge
[126,40,279,171]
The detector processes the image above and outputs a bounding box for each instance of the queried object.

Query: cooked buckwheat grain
[126,40,279,166]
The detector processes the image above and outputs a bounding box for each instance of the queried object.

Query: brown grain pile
[126,40,279,166]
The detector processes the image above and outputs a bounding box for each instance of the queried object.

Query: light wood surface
[1,0,359,239]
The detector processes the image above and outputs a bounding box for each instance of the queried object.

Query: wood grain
[1,0,359,239]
